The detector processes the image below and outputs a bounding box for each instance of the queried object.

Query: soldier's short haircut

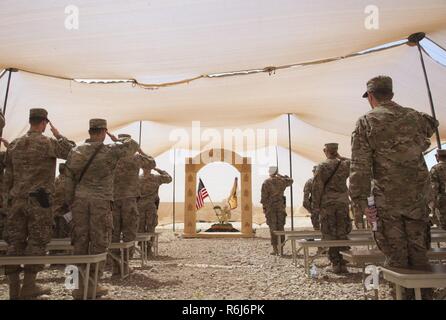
[371,89,394,102]
[88,128,106,135]
[29,116,47,126]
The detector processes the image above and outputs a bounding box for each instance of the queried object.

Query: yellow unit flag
[227,177,238,210]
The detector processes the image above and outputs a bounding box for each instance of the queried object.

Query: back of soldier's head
[323,143,338,158]
[437,149,446,162]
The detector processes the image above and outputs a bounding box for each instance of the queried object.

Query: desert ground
[1,220,445,300]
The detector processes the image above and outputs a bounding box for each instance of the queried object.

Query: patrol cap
[29,108,48,120]
[437,149,446,157]
[362,75,393,98]
[324,143,339,152]
[89,118,107,130]
[118,134,131,139]
[268,166,278,175]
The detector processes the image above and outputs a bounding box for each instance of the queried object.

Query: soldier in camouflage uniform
[64,119,138,299]
[261,166,293,255]
[349,76,438,299]
[0,139,8,241]
[429,149,446,230]
[4,108,74,299]
[303,166,319,230]
[138,167,172,254]
[52,163,71,238]
[312,143,351,273]
[112,133,155,274]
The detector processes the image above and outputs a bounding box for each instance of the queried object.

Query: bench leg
[92,264,99,300]
[120,248,124,280]
[126,247,130,276]
[155,236,159,257]
[278,235,282,256]
[304,247,309,276]
[83,263,90,300]
[291,240,296,266]
[395,284,402,300]
[414,288,422,300]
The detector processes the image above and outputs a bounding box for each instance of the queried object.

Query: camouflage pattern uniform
[64,119,139,283]
[112,134,155,268]
[429,150,446,230]
[4,108,74,298]
[303,168,319,230]
[0,151,6,241]
[52,164,71,238]
[138,169,172,233]
[312,144,351,269]
[350,76,438,299]
[261,170,293,253]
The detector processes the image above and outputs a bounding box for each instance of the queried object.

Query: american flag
[195,178,209,210]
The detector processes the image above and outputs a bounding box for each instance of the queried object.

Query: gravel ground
[1,229,443,300]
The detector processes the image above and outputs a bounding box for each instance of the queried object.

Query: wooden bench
[108,241,135,280]
[294,238,375,275]
[341,248,446,300]
[380,264,446,300]
[275,228,446,255]
[0,253,107,300]
[274,229,371,255]
[135,232,160,259]
[0,239,74,253]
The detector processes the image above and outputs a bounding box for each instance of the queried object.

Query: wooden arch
[183,148,253,238]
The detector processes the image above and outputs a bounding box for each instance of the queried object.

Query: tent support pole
[287,113,294,231]
[2,68,14,116]
[408,32,442,149]
[138,121,142,146]
[173,149,176,232]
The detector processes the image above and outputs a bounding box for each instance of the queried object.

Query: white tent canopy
[1,1,446,212]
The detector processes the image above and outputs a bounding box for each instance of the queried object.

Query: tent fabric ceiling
[1,0,446,81]
[0,0,445,166]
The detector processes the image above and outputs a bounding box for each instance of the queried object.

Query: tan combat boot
[20,271,51,299]
[270,245,279,256]
[8,272,21,300]
[332,264,342,274]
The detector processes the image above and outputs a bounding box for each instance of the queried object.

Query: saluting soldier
[261,166,293,255]
[112,133,155,274]
[138,167,172,255]
[4,108,74,299]
[64,119,139,299]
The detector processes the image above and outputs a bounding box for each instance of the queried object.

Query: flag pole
[287,113,295,231]
[408,32,442,149]
[1,68,17,147]
[172,148,176,232]
[138,120,142,147]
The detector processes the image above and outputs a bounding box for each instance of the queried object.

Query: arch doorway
[183,149,253,238]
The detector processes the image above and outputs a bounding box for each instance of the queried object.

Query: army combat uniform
[429,150,446,230]
[350,76,438,299]
[312,145,351,271]
[64,119,139,293]
[52,164,71,238]
[112,134,155,269]
[0,151,6,241]
[261,170,293,254]
[138,169,172,234]
[4,108,75,299]
[303,176,319,230]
